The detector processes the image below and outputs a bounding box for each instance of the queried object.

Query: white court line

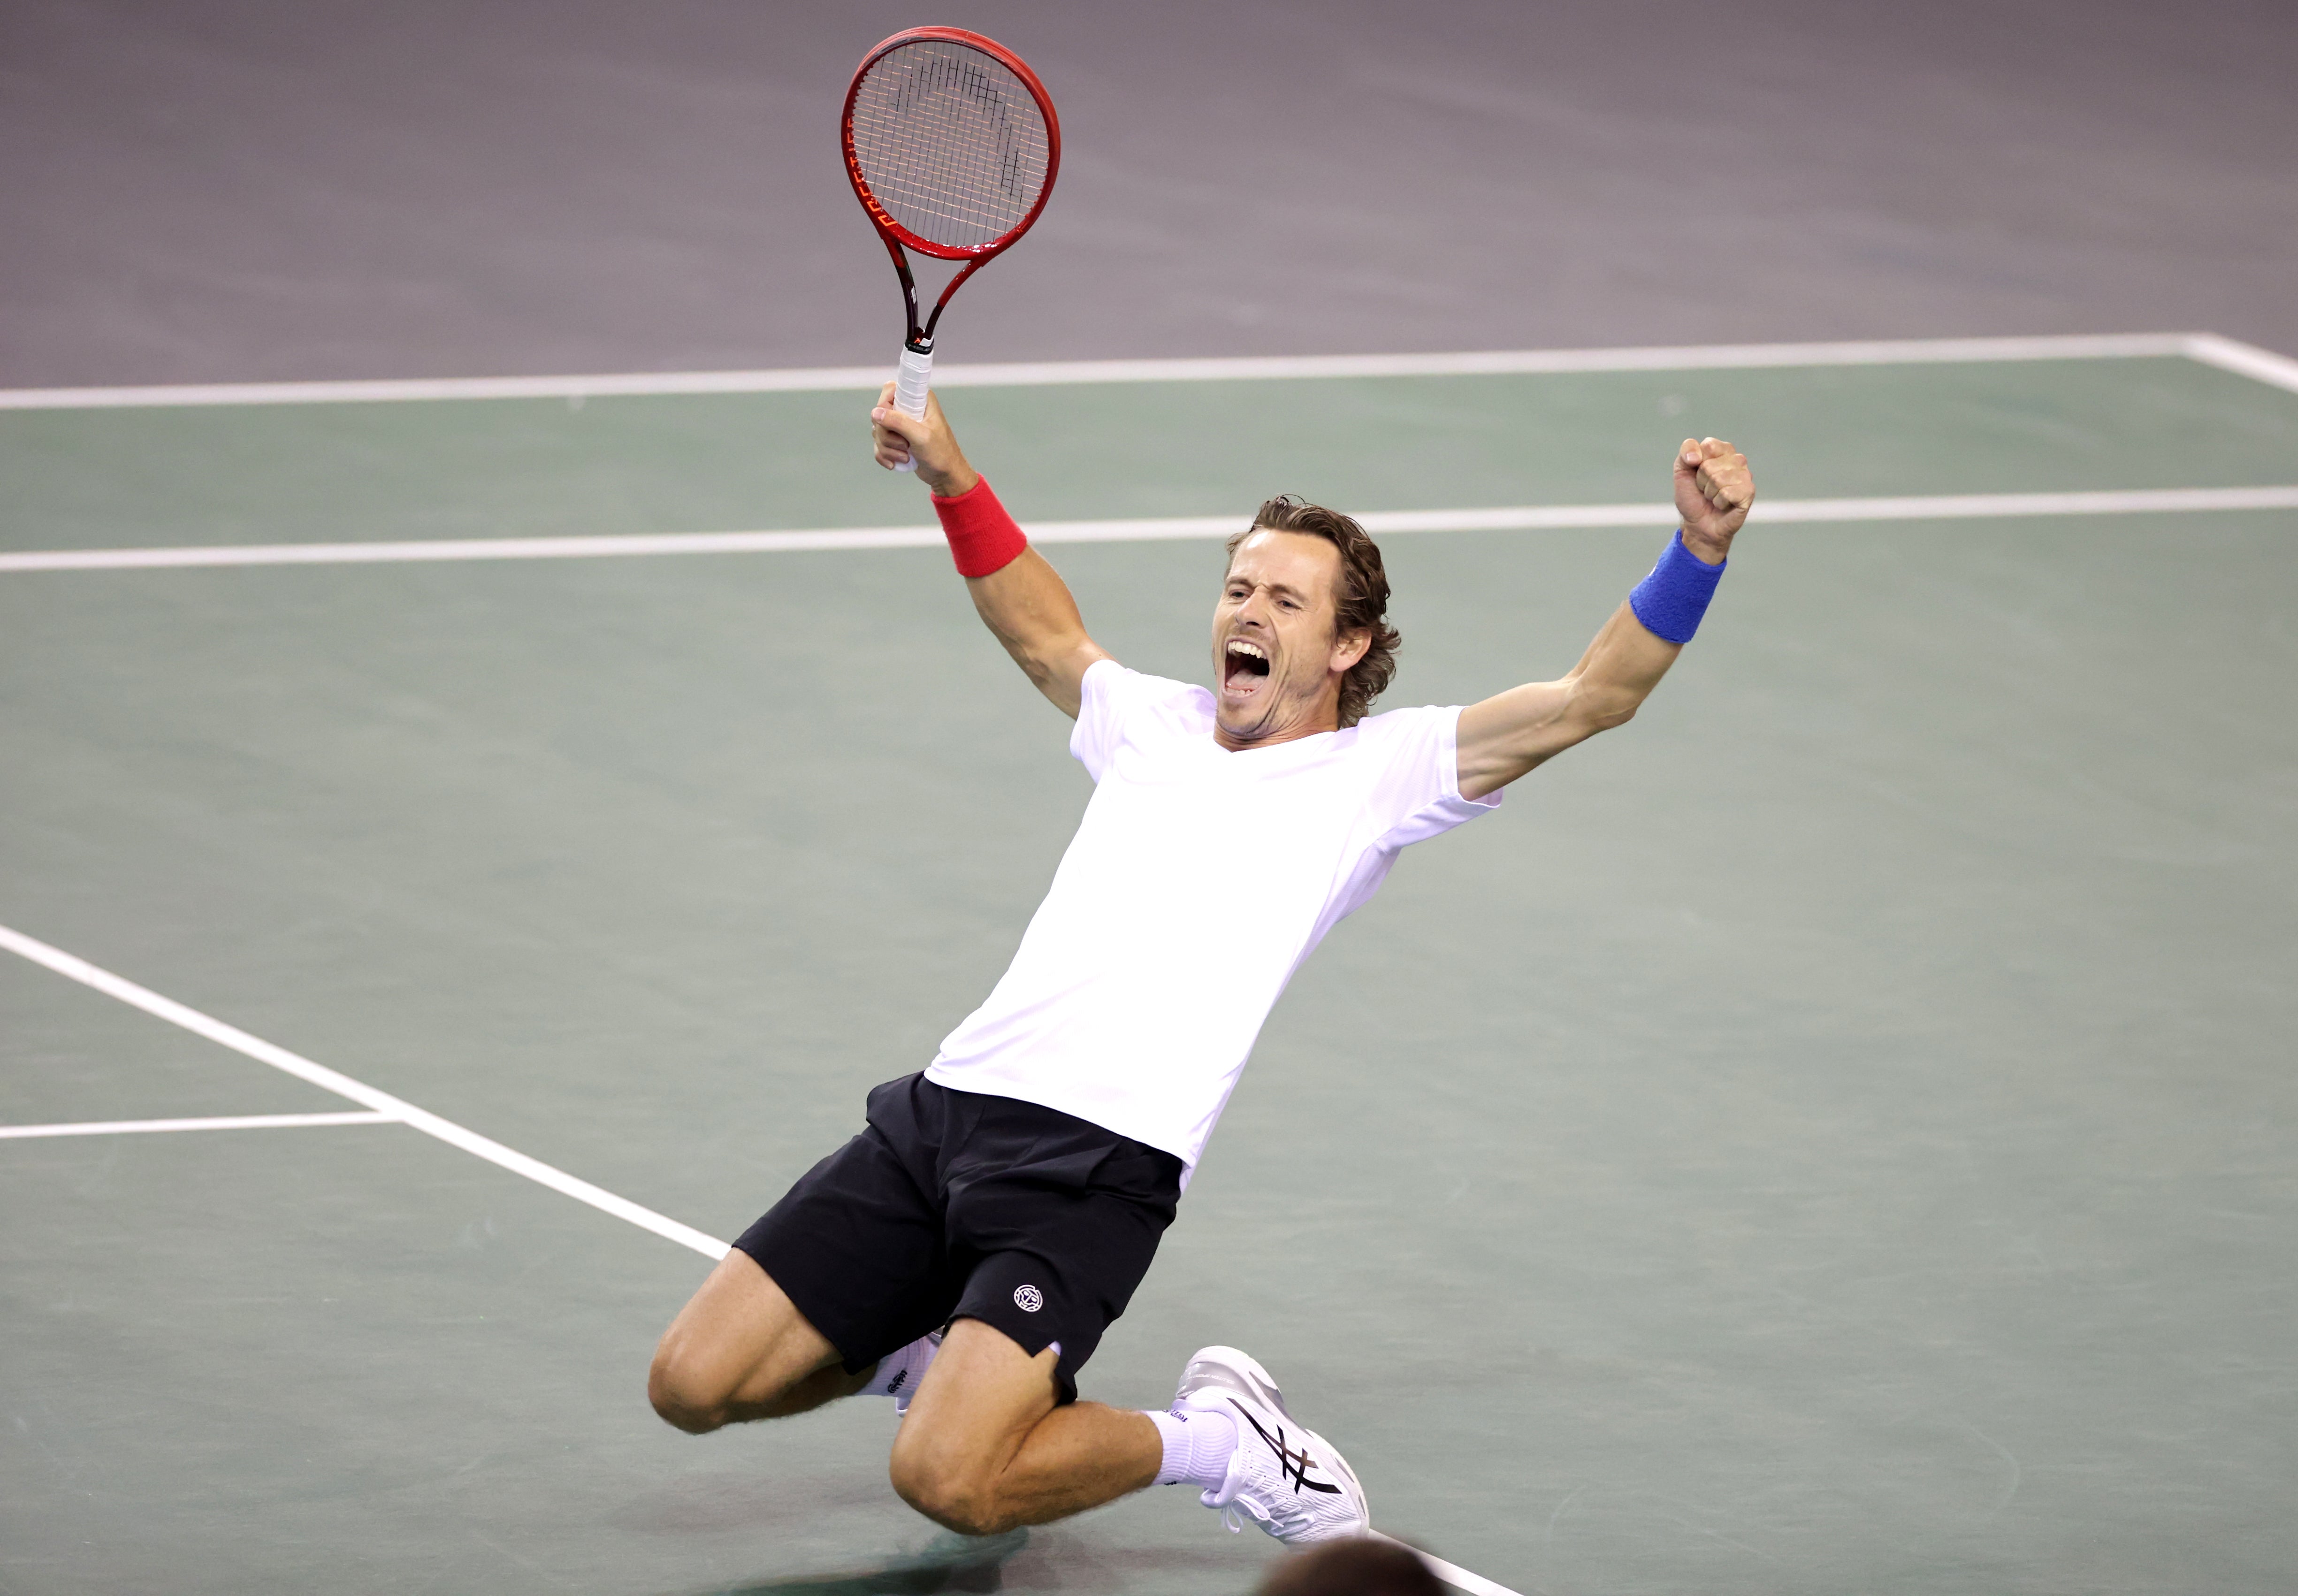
[0,921,728,1258]
[1,484,2291,574]
[2183,333,2298,396]
[1375,1533,1527,1596]
[0,1110,395,1139]
[0,332,2223,410]
[1747,484,2298,522]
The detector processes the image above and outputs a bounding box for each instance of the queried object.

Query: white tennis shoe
[1173,1344,1370,1544]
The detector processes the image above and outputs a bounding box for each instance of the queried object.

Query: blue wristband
[1628,530,1725,644]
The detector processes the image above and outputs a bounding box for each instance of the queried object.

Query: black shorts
[735,1073,1184,1405]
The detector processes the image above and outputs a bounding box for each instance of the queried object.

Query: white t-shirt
[924,659,1500,1180]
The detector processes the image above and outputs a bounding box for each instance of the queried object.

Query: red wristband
[931,476,1029,578]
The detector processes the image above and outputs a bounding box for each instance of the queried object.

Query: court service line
[0,332,2223,410]
[0,921,728,1259]
[0,1110,396,1140]
[2,484,2292,574]
[1373,1534,1525,1596]
[2183,333,2298,396]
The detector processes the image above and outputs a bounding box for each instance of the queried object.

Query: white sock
[1147,1406,1237,1489]
[861,1331,941,1403]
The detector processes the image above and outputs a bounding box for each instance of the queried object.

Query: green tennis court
[4,341,2296,1594]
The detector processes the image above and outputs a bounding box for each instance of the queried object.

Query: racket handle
[892,346,933,473]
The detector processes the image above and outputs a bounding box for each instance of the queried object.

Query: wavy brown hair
[1226,495,1401,728]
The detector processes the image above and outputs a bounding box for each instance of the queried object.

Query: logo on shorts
[1013,1283,1045,1313]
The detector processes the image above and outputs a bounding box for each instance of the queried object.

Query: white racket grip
[892,346,933,473]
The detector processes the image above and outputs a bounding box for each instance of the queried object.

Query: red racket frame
[840,26,1063,354]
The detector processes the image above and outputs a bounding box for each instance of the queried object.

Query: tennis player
[648,389,1755,1545]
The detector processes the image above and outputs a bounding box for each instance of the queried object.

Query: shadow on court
[691,1529,1026,1596]
[685,1526,1282,1596]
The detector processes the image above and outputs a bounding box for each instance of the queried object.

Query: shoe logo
[885,1367,908,1394]
[1014,1284,1044,1313]
[1229,1401,1342,1495]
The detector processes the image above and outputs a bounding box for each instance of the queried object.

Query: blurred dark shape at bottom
[1255,1537,1446,1596]
[695,1528,1024,1595]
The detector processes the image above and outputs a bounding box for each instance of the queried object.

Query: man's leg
[887,1318,1161,1535]
[649,1249,870,1432]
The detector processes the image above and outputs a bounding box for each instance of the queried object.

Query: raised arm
[1455,437,1754,801]
[871,384,1111,718]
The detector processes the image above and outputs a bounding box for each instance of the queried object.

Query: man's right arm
[870,384,1111,718]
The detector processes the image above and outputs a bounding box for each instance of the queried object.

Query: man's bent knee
[888,1448,1015,1537]
[648,1344,733,1435]
[647,1250,848,1433]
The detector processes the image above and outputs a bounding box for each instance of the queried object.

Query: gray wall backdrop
[4,0,2294,386]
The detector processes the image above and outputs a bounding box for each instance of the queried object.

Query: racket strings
[850,41,1051,251]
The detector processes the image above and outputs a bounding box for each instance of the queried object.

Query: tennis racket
[841,27,1062,471]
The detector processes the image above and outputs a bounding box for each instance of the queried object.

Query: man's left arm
[1455,437,1754,802]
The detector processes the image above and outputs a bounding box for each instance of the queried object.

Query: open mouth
[1223,639,1272,694]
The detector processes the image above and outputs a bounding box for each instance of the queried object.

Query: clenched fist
[1673,437,1754,563]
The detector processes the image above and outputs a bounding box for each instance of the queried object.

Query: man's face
[1210,530,1369,746]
